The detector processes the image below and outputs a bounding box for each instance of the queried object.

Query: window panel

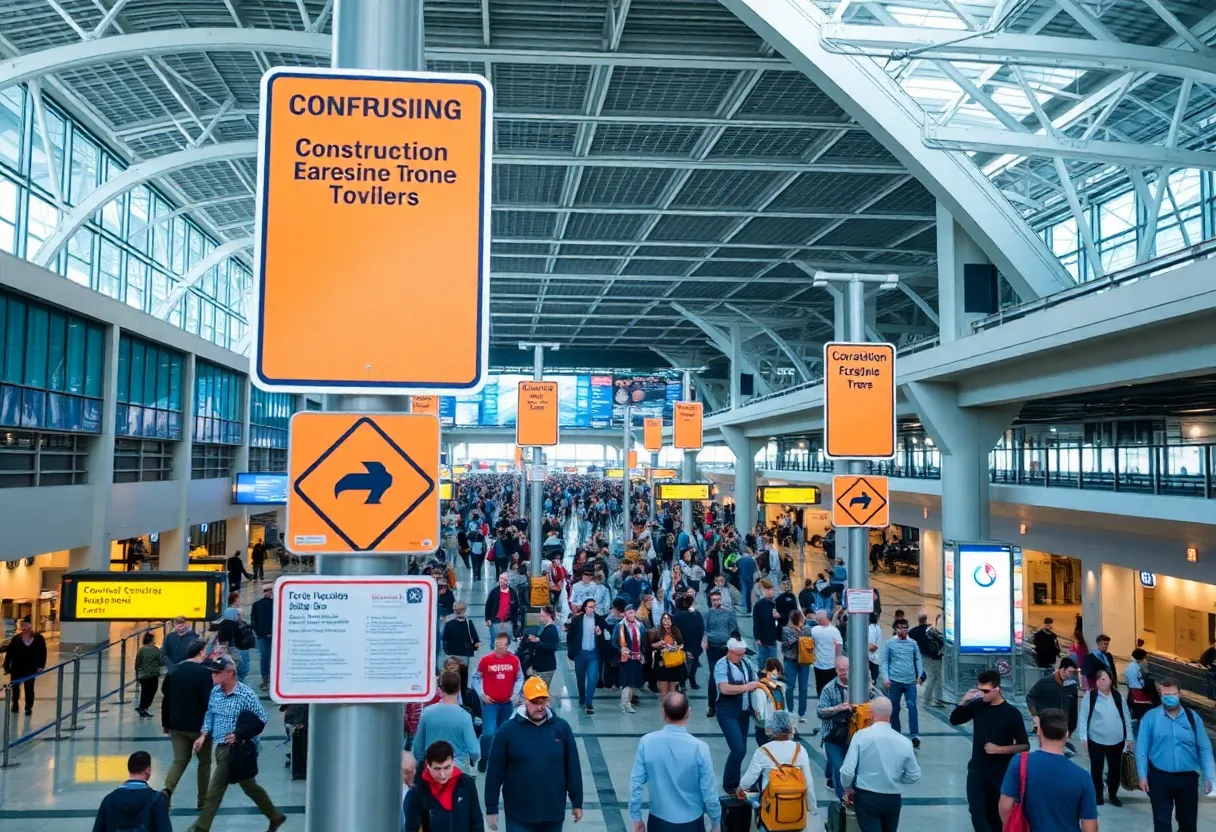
[185,292,200,334]
[47,311,66,391]
[102,192,124,236]
[98,240,122,300]
[171,219,186,275]
[24,306,48,388]
[26,196,59,260]
[116,336,130,402]
[128,186,150,252]
[0,87,21,171]
[126,257,147,311]
[84,324,104,398]
[0,176,16,254]
[30,108,66,196]
[188,227,203,270]
[156,349,170,409]
[202,264,217,298]
[128,340,145,404]
[4,298,25,384]
[168,354,182,410]
[66,228,93,287]
[68,131,99,206]
[152,199,171,266]
[142,342,157,405]
[200,300,215,344]
[65,317,85,394]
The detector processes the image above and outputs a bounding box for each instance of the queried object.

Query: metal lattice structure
[0,0,1211,384]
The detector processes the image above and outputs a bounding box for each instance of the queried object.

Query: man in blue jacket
[93,751,172,832]
[484,677,583,832]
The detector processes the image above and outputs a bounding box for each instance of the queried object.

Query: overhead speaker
[963,263,999,314]
[740,373,754,396]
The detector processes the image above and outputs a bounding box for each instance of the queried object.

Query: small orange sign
[514,446,524,469]
[253,68,492,394]
[672,402,703,451]
[642,418,663,452]
[411,395,440,417]
[516,381,558,447]
[831,475,889,528]
[288,412,440,553]
[824,342,896,459]
[627,450,638,469]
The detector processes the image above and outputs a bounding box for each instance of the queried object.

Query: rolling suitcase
[719,796,753,832]
[290,724,308,780]
[824,801,859,832]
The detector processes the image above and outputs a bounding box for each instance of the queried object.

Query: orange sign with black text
[824,342,896,459]
[410,396,439,417]
[514,447,524,469]
[516,381,559,447]
[831,475,889,528]
[287,412,440,554]
[627,450,638,469]
[672,402,703,451]
[253,68,492,394]
[643,418,663,452]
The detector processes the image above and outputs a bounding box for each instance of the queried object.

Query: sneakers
[707,708,716,718]
[1108,796,1122,807]
[798,716,807,723]
[268,816,288,831]
[911,737,921,749]
[621,703,636,714]
[585,706,594,715]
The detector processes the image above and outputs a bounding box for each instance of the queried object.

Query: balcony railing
[758,442,1215,499]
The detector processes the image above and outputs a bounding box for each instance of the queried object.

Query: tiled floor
[2,542,1212,831]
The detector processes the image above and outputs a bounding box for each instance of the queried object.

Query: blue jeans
[506,821,562,832]
[783,659,810,717]
[742,581,754,613]
[235,648,250,681]
[647,817,704,832]
[716,704,751,791]
[573,653,600,709]
[824,740,847,800]
[480,700,515,761]
[257,636,272,682]
[756,643,778,670]
[888,680,919,738]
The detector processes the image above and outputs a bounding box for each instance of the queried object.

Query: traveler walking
[877,618,924,748]
[251,540,266,581]
[648,612,687,702]
[415,671,481,771]
[737,550,757,614]
[671,595,704,691]
[160,640,214,811]
[485,572,521,641]
[780,610,815,723]
[714,638,760,794]
[526,606,561,688]
[1027,657,1080,753]
[568,598,607,714]
[616,606,648,714]
[1080,634,1118,690]
[752,580,780,668]
[93,751,172,832]
[703,590,738,718]
[998,708,1097,832]
[404,740,483,832]
[250,584,274,691]
[442,603,481,689]
[225,549,252,593]
[751,659,789,748]
[1076,667,1133,807]
[630,692,722,832]
[188,654,286,832]
[163,617,197,669]
[818,657,879,802]
[3,615,47,714]
[949,670,1029,832]
[1032,618,1061,674]
[483,677,583,832]
[135,631,164,718]
[907,612,944,708]
[570,568,611,613]
[1134,677,1215,832]
[738,710,819,832]
[839,697,921,832]
[472,632,523,773]
[809,612,843,696]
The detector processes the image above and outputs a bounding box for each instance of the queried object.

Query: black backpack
[235,623,257,651]
[112,789,160,832]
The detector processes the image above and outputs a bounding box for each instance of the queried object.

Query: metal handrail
[2,621,169,767]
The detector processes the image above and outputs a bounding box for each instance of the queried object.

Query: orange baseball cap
[523,676,550,701]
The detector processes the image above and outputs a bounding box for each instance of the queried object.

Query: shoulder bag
[1004,752,1031,832]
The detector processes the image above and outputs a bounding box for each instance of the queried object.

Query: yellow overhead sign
[60,572,226,622]
[439,481,453,501]
[756,486,823,506]
[648,468,679,480]
[655,483,712,501]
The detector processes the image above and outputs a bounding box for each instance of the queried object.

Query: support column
[904,382,1020,543]
[62,323,121,647]
[308,2,420,831]
[729,323,743,410]
[159,353,196,572]
[721,426,762,542]
[936,201,991,343]
[227,376,252,564]
[681,370,695,533]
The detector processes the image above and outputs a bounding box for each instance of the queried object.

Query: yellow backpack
[759,745,807,832]
[797,635,816,665]
[849,701,874,741]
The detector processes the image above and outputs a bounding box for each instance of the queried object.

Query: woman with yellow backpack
[781,610,816,723]
[738,710,823,831]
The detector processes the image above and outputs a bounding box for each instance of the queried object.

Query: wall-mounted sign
[60,572,226,622]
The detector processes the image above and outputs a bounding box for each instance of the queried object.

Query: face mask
[1162,694,1181,708]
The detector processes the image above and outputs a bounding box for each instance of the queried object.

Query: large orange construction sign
[642,418,663,452]
[823,342,896,459]
[253,68,492,394]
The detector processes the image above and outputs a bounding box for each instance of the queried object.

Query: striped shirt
[879,636,923,684]
[201,682,266,741]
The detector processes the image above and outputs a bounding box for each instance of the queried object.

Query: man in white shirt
[810,611,844,695]
[839,697,921,831]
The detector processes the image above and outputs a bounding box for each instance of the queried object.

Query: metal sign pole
[681,370,695,534]
[306,2,418,830]
[530,345,544,574]
[844,277,871,706]
[622,405,632,542]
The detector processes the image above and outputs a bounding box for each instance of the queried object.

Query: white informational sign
[943,556,956,644]
[528,464,547,482]
[270,575,437,703]
[957,544,1013,654]
[845,589,874,614]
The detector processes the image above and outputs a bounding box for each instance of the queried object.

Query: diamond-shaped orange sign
[288,412,440,553]
[832,475,889,528]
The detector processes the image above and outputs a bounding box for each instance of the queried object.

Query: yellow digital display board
[60,572,226,622]
[757,486,823,506]
[452,465,469,476]
[656,483,712,501]
[606,468,624,478]
[440,481,453,501]
[187,561,225,573]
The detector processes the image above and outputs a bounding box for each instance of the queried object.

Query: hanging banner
[672,402,703,451]
[642,417,663,452]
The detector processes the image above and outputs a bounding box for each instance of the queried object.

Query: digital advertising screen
[957,543,1014,654]
[589,375,613,426]
[612,373,674,422]
[233,473,289,505]
[943,555,955,644]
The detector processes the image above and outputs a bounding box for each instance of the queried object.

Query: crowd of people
[75,470,1216,832]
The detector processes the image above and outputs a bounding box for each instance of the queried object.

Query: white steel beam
[820,25,1216,87]
[717,0,1071,299]
[670,303,773,396]
[723,304,814,382]
[496,204,934,221]
[33,141,257,268]
[153,238,254,318]
[923,124,1216,170]
[896,283,939,325]
[0,28,798,90]
[496,153,902,173]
